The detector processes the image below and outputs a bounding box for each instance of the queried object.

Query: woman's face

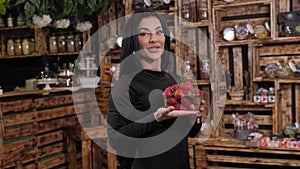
[137,16,165,68]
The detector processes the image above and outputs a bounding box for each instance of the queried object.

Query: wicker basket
[228,90,244,100]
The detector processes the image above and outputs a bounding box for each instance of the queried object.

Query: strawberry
[192,96,200,105]
[166,97,177,106]
[181,97,192,107]
[171,84,179,91]
[195,89,202,96]
[174,103,182,110]
[174,88,182,99]
[164,87,173,98]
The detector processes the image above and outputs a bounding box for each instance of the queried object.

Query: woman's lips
[147,45,161,52]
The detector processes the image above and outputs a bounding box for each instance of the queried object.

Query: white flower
[32,14,52,28]
[75,21,92,32]
[56,19,70,28]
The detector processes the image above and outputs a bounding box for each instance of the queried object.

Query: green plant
[11,0,110,22]
[0,0,10,15]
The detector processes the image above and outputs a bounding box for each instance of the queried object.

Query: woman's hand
[154,99,205,122]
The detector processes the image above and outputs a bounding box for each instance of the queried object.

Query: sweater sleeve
[188,117,202,138]
[107,94,161,150]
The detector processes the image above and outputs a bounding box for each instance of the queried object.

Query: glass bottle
[7,14,13,28]
[22,38,30,55]
[7,38,15,56]
[14,38,22,56]
[49,35,58,54]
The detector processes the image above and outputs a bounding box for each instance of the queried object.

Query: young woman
[107,9,204,169]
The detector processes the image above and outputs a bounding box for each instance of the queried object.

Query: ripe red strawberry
[195,89,202,96]
[192,96,200,105]
[164,87,173,98]
[174,103,181,110]
[181,97,192,107]
[174,88,182,99]
[171,84,179,91]
[166,97,177,106]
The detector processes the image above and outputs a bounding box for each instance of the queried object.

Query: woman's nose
[149,33,158,42]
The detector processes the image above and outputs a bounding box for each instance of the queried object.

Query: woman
[107,9,203,169]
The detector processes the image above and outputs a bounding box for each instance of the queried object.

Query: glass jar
[22,38,30,55]
[29,38,35,53]
[16,13,25,26]
[74,34,82,52]
[49,36,58,54]
[14,38,22,56]
[66,35,75,52]
[182,1,191,22]
[58,35,66,53]
[7,38,15,56]
[199,7,208,21]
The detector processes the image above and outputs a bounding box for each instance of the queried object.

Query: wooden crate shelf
[190,138,300,169]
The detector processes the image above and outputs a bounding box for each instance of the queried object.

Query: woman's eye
[157,31,164,35]
[139,32,149,36]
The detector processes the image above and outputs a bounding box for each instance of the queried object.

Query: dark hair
[119,8,171,77]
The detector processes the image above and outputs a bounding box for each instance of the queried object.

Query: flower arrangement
[232,112,258,131]
[163,81,202,111]
[232,112,259,140]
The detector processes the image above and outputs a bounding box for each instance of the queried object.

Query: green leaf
[62,0,74,17]
[0,4,6,15]
[14,0,27,6]
[97,1,110,15]
[24,1,35,19]
[76,0,83,5]
[0,0,5,4]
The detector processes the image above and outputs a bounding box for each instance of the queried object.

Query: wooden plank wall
[0,89,107,169]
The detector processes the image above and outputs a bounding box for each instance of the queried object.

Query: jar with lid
[7,38,15,56]
[22,38,30,55]
[74,34,82,52]
[182,0,191,22]
[14,38,22,55]
[29,38,35,53]
[58,35,66,53]
[49,35,58,54]
[66,35,75,52]
[198,0,208,21]
[199,7,208,21]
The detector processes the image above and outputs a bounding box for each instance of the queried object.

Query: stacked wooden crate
[0,89,108,168]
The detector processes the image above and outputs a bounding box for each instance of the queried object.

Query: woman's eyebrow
[138,26,163,32]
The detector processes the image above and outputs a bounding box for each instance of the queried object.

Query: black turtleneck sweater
[107,69,201,169]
